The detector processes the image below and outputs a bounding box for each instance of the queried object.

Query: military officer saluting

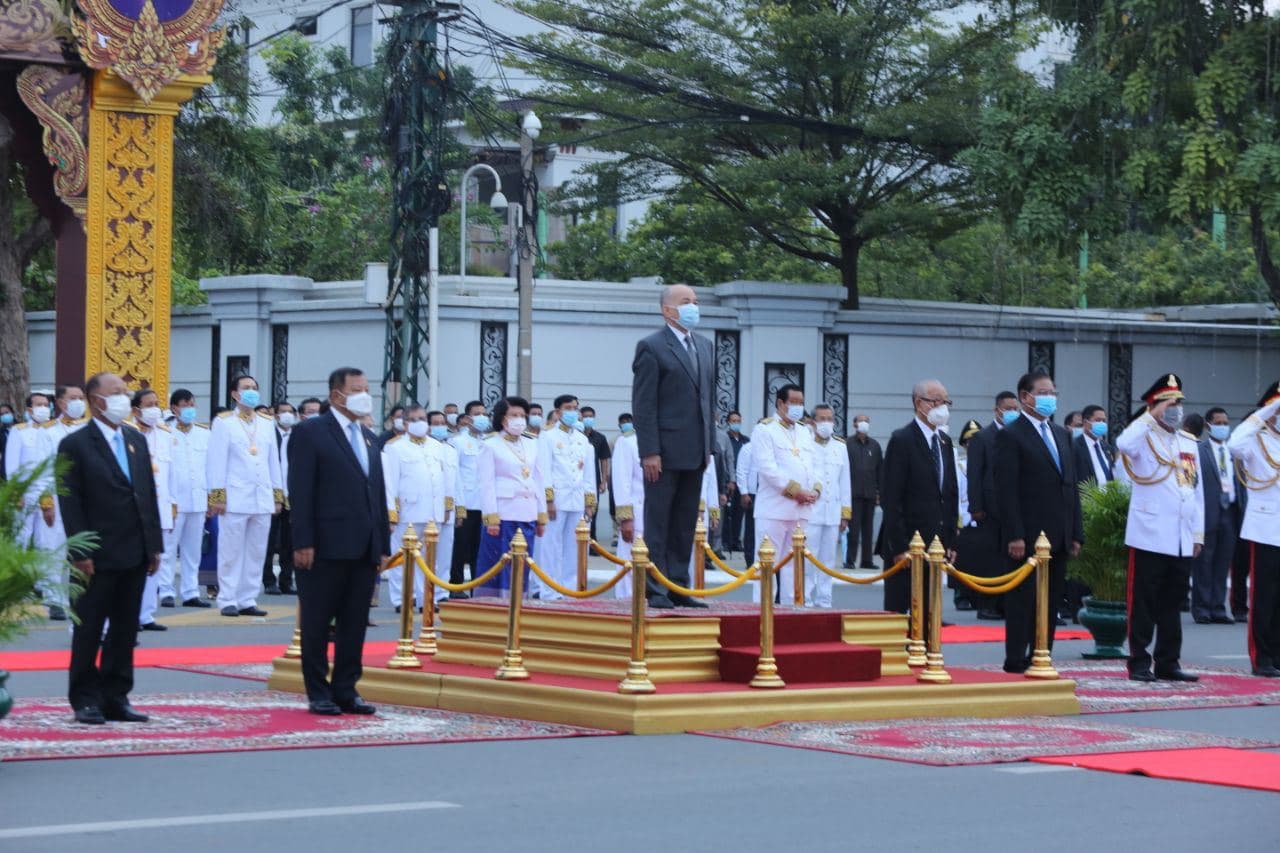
[1116,373,1204,683]
[383,405,450,612]
[536,395,597,600]
[806,404,852,608]
[1227,381,1280,678]
[206,375,283,617]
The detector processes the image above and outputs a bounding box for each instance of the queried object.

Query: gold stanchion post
[618,536,656,694]
[387,526,423,668]
[751,536,785,688]
[414,521,440,655]
[496,529,531,680]
[917,536,951,683]
[576,516,590,592]
[693,517,707,590]
[792,527,806,606]
[906,532,927,667]
[1026,532,1060,679]
[284,606,302,658]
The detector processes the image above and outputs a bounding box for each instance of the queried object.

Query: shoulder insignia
[834,436,846,444]
[761,417,776,425]
[523,431,537,439]
[196,422,210,430]
[257,412,273,420]
[121,421,141,432]
[1177,429,1198,441]
[14,422,29,430]
[485,432,501,441]
[386,435,403,445]
[217,411,234,419]
[40,419,58,428]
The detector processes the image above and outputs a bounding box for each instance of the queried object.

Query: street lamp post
[516,110,540,398]
[459,162,508,281]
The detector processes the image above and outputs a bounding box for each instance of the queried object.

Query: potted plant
[1070,479,1131,660]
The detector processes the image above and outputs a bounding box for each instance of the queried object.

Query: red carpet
[716,612,882,683]
[941,625,1089,644]
[1033,747,1280,792]
[0,690,616,761]
[0,642,398,672]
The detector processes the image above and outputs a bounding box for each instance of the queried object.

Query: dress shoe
[1233,609,1249,621]
[669,593,708,608]
[220,606,239,617]
[1252,665,1280,678]
[646,594,675,610]
[279,585,295,595]
[1155,669,1199,682]
[337,697,376,715]
[449,591,471,600]
[239,606,269,617]
[842,562,855,570]
[160,596,176,608]
[955,598,976,611]
[1054,615,1068,627]
[308,700,342,716]
[1180,599,1191,612]
[976,609,1003,621]
[74,705,106,725]
[264,585,282,595]
[1193,616,1211,625]
[859,564,877,570]
[183,598,212,608]
[139,622,168,632]
[1211,615,1235,624]
[1129,669,1156,682]
[1002,661,1028,674]
[103,703,149,722]
[48,605,67,621]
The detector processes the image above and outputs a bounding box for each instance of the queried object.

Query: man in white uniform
[612,413,644,599]
[5,392,55,588]
[167,389,212,607]
[206,375,282,617]
[735,422,762,566]
[447,402,488,594]
[537,394,597,599]
[428,410,459,604]
[806,404,852,607]
[752,385,821,603]
[36,386,90,619]
[383,406,449,611]
[131,389,176,631]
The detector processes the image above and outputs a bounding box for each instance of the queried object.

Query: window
[351,6,373,67]
[294,15,318,37]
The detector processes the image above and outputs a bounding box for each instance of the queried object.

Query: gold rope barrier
[1026,533,1059,679]
[381,551,405,572]
[526,557,632,599]
[618,536,655,694]
[792,529,806,606]
[576,517,590,592]
[918,536,951,683]
[590,540,631,567]
[907,533,927,667]
[701,544,746,578]
[804,551,910,585]
[414,521,440,655]
[694,518,707,590]
[388,526,423,669]
[414,551,511,592]
[647,562,760,598]
[751,536,784,688]
[495,530,530,680]
[940,561,1036,596]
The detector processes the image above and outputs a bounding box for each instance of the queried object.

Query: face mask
[1001,409,1020,426]
[582,417,595,430]
[561,410,580,428]
[1161,404,1184,430]
[1071,426,1084,439]
[472,415,491,433]
[140,406,162,426]
[237,388,260,409]
[855,421,870,435]
[99,394,131,425]
[528,415,544,429]
[305,412,320,420]
[179,407,198,425]
[620,422,634,434]
[278,412,297,429]
[784,404,805,423]
[446,412,458,426]
[728,422,742,433]
[676,302,700,329]
[1090,421,1109,438]
[30,405,50,424]
[65,399,86,419]
[393,417,405,432]
[0,413,13,425]
[430,425,450,441]
[505,417,527,436]
[1033,395,1057,418]
[342,391,374,417]
[1208,424,1230,442]
[815,421,834,439]
[927,404,950,428]
[407,421,430,438]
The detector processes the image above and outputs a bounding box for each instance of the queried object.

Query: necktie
[1218,444,1228,478]
[930,433,942,487]
[113,430,131,483]
[348,422,368,475]
[1041,422,1061,472]
[1094,442,1113,482]
[684,335,699,382]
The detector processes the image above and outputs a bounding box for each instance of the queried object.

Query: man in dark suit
[631,284,715,609]
[995,371,1084,673]
[1193,407,1239,624]
[59,372,163,724]
[958,391,1019,620]
[845,414,883,569]
[1072,404,1115,487]
[878,379,959,614]
[263,401,297,595]
[289,367,390,715]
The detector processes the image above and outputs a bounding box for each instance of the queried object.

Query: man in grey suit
[1193,407,1239,624]
[632,284,715,608]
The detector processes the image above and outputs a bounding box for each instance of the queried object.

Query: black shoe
[1252,665,1280,677]
[1054,615,1068,627]
[859,564,877,570]
[1155,668,1200,682]
[1129,669,1156,682]
[220,606,239,617]
[1180,599,1191,613]
[337,697,376,715]
[160,596,176,608]
[103,702,149,722]
[139,622,168,632]
[74,705,106,725]
[647,595,675,610]
[668,593,708,608]
[1193,616,1212,624]
[264,585,282,595]
[955,598,976,611]
[48,605,67,621]
[1233,609,1249,621]
[279,585,295,595]
[842,562,855,570]
[395,606,401,614]
[449,591,471,600]
[976,609,1003,621]
[1002,661,1029,674]
[183,598,213,608]
[308,700,342,716]
[1211,615,1236,624]
[239,606,269,617]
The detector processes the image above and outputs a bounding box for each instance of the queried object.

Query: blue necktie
[1041,422,1061,472]
[1094,442,1113,482]
[114,431,131,483]
[348,422,368,475]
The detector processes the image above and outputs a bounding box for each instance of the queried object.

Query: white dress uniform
[752,417,821,604]
[807,432,853,608]
[479,434,549,525]
[434,434,460,600]
[206,409,283,611]
[611,431,644,599]
[1227,398,1280,671]
[132,418,176,625]
[33,416,88,608]
[1116,414,1205,558]
[535,424,597,600]
[4,418,53,553]
[735,436,758,495]
[383,435,451,608]
[168,421,211,603]
[449,429,484,515]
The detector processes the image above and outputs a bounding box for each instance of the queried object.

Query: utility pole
[516,111,540,399]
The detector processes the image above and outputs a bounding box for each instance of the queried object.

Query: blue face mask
[1071,426,1084,439]
[0,413,13,426]
[561,410,580,428]
[528,415,544,429]
[430,425,450,441]
[305,413,320,420]
[582,417,595,430]
[238,388,260,409]
[471,415,491,433]
[1033,395,1057,418]
[728,422,742,433]
[1091,421,1109,438]
[1209,424,1230,442]
[1001,409,1020,426]
[677,302,700,329]
[179,407,198,425]
[620,422,634,434]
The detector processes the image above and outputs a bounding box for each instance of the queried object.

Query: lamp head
[489,190,508,210]
[521,111,542,139]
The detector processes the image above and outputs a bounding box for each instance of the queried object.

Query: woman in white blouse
[476,396,548,597]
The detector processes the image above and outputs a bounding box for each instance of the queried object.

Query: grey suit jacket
[631,325,715,471]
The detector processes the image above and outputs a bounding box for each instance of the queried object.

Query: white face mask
[927,404,950,428]
[445,412,459,426]
[99,394,131,425]
[140,406,162,426]
[855,421,870,435]
[784,403,805,423]
[815,421,835,439]
[393,417,405,432]
[407,420,430,438]
[342,391,374,417]
[278,412,297,429]
[65,399,87,419]
[505,417,527,436]
[30,405,51,424]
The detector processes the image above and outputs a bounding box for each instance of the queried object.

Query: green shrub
[1070,479,1131,602]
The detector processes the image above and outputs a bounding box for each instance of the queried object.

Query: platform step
[718,641,882,684]
[716,612,845,647]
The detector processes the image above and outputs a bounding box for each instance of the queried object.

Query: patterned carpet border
[694,717,1280,766]
[0,691,618,762]
[156,663,274,682]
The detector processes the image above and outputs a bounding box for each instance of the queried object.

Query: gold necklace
[237,409,258,456]
[504,435,531,479]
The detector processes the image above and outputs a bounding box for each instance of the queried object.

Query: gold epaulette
[834,436,846,444]
[217,410,234,418]
[257,412,273,420]
[14,422,29,430]
[195,423,210,430]
[760,417,776,425]
[523,431,537,439]
[386,435,403,445]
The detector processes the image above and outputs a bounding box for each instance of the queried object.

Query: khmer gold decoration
[16,65,89,223]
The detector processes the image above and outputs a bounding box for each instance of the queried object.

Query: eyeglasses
[920,397,953,407]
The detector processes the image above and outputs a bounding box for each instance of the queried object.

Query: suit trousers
[805,523,839,608]
[296,557,377,704]
[643,467,704,597]
[536,510,584,601]
[1004,555,1066,671]
[262,509,295,591]
[68,567,146,711]
[162,511,204,602]
[846,498,877,568]
[139,528,176,624]
[722,494,744,552]
[753,517,806,605]
[1192,508,1237,620]
[1248,542,1280,670]
[1230,505,1251,616]
[216,512,270,610]
[743,497,756,565]
[1127,548,1192,674]
[451,509,482,584]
